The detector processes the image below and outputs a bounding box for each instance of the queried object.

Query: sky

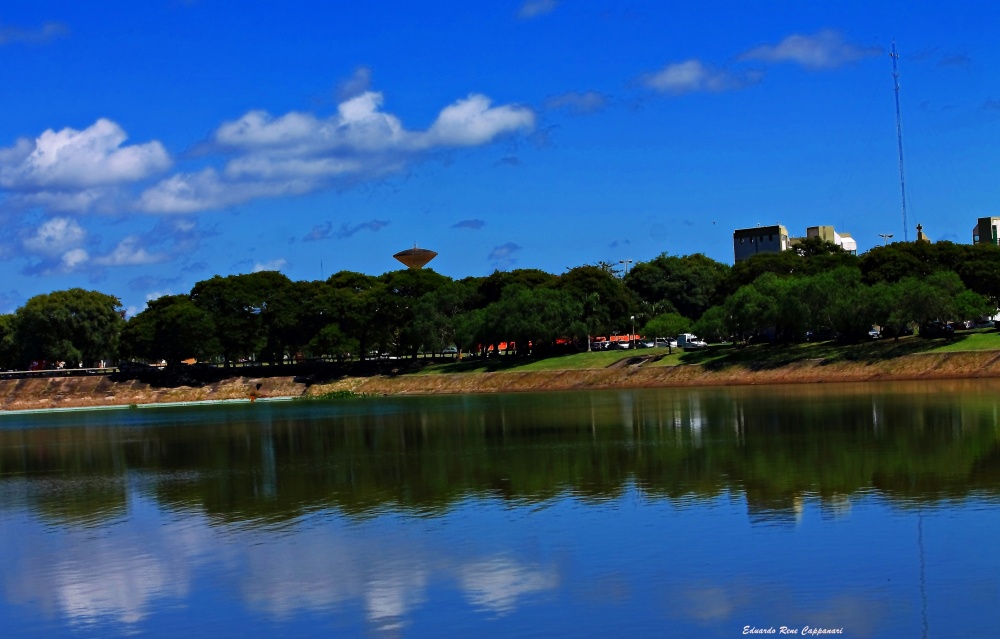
[1,1,998,315]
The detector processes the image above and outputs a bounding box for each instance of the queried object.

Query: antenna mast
[890,41,909,242]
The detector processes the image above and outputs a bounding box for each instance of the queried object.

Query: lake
[1,380,998,638]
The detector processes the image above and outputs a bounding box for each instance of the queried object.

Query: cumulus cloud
[641,60,763,95]
[488,242,521,269]
[22,217,87,257]
[18,217,92,275]
[0,119,170,191]
[139,91,533,214]
[93,236,169,266]
[2,88,533,220]
[544,91,609,114]
[0,21,68,45]
[253,258,288,272]
[518,0,559,19]
[453,219,486,230]
[738,30,881,70]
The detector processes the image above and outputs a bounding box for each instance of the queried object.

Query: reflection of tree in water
[1,382,998,526]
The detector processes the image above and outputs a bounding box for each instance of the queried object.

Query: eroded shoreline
[4,350,1000,413]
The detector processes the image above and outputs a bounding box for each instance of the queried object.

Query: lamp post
[630,315,635,349]
[879,233,893,246]
[619,259,633,278]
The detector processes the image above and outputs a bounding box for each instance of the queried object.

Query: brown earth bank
[4,350,1000,412]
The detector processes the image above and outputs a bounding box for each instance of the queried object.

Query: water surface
[1,381,998,637]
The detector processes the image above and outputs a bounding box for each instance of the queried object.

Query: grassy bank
[4,329,1000,411]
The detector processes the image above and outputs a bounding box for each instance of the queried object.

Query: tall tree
[0,314,15,370]
[625,253,729,321]
[122,295,220,365]
[14,289,124,367]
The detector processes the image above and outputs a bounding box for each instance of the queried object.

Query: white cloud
[140,91,533,214]
[137,168,286,214]
[253,258,288,272]
[641,60,763,95]
[739,30,882,70]
[422,95,535,147]
[93,236,168,266]
[61,248,89,270]
[2,90,533,219]
[0,118,170,191]
[23,217,87,256]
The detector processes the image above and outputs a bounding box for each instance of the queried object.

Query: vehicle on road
[677,333,708,349]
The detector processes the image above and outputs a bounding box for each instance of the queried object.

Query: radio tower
[890,41,909,241]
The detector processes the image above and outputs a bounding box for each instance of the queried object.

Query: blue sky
[1,1,998,314]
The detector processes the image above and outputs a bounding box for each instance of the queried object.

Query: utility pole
[891,41,909,242]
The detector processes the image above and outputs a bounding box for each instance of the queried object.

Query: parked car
[442,345,459,355]
[920,321,954,339]
[654,337,677,348]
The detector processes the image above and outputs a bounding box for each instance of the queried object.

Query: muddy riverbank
[3,350,1000,412]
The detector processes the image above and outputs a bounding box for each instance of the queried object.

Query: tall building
[732,224,856,262]
[972,217,1000,246]
[733,225,791,262]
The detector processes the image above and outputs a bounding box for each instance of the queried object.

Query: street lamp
[879,233,893,246]
[630,315,635,349]
[619,259,633,278]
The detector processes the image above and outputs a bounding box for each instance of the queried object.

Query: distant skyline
[1,1,998,314]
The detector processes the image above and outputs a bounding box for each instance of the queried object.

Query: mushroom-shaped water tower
[393,246,438,269]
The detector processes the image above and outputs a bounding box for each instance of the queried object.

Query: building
[800,225,857,255]
[733,225,791,262]
[972,217,1000,246]
[732,224,856,262]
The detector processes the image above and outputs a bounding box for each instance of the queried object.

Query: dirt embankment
[5,350,1000,412]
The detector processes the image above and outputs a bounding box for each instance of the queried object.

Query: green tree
[558,265,636,341]
[0,314,15,370]
[624,253,729,321]
[306,323,358,360]
[479,285,584,356]
[724,284,771,343]
[692,306,729,343]
[14,289,124,367]
[409,280,477,355]
[122,295,220,364]
[379,268,451,357]
[641,312,691,340]
[190,274,267,367]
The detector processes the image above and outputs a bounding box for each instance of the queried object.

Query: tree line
[2,238,999,370]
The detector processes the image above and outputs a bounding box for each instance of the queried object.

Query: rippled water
[1,381,999,637]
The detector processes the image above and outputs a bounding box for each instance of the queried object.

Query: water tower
[393,245,438,269]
